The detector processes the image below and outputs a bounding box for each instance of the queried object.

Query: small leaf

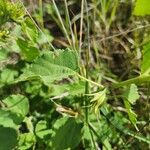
[18,133,36,150]
[17,38,39,62]
[91,88,107,114]
[124,100,138,130]
[133,0,150,16]
[0,68,18,84]
[35,120,52,140]
[123,84,140,104]
[0,126,18,150]
[22,18,38,42]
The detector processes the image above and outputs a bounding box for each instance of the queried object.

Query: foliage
[0,0,150,150]
[133,0,150,16]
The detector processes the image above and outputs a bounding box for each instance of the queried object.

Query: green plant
[0,0,150,150]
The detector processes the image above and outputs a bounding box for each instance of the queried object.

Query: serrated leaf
[133,0,150,16]
[0,126,18,150]
[123,84,140,104]
[141,42,150,75]
[18,50,79,85]
[2,94,29,124]
[51,117,83,150]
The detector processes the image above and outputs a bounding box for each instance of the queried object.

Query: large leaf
[0,126,18,150]
[18,50,79,85]
[51,117,83,150]
[123,84,140,104]
[133,0,150,16]
[141,42,150,75]
[2,94,29,124]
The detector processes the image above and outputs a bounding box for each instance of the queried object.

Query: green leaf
[18,50,79,85]
[22,18,38,42]
[123,84,140,104]
[124,100,138,130]
[0,126,18,150]
[35,120,52,140]
[0,0,25,25]
[2,94,29,124]
[0,48,7,60]
[91,88,107,114]
[133,0,150,16]
[51,117,83,150]
[17,38,39,62]
[37,29,53,45]
[0,109,16,128]
[18,133,36,150]
[141,42,150,75]
[0,68,18,84]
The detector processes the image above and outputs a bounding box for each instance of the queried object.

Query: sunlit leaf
[123,84,140,104]
[124,100,138,130]
[2,94,29,124]
[133,0,150,16]
[18,133,36,150]
[18,49,79,85]
[141,42,150,75]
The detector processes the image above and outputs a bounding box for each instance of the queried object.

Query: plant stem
[112,75,150,88]
[39,0,44,28]
[84,1,97,150]
[64,0,76,50]
[77,74,104,89]
[79,0,84,51]
[88,123,108,149]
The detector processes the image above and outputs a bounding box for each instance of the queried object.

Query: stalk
[64,0,76,50]
[112,75,150,88]
[84,0,97,149]
[39,0,44,28]
[52,0,72,47]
